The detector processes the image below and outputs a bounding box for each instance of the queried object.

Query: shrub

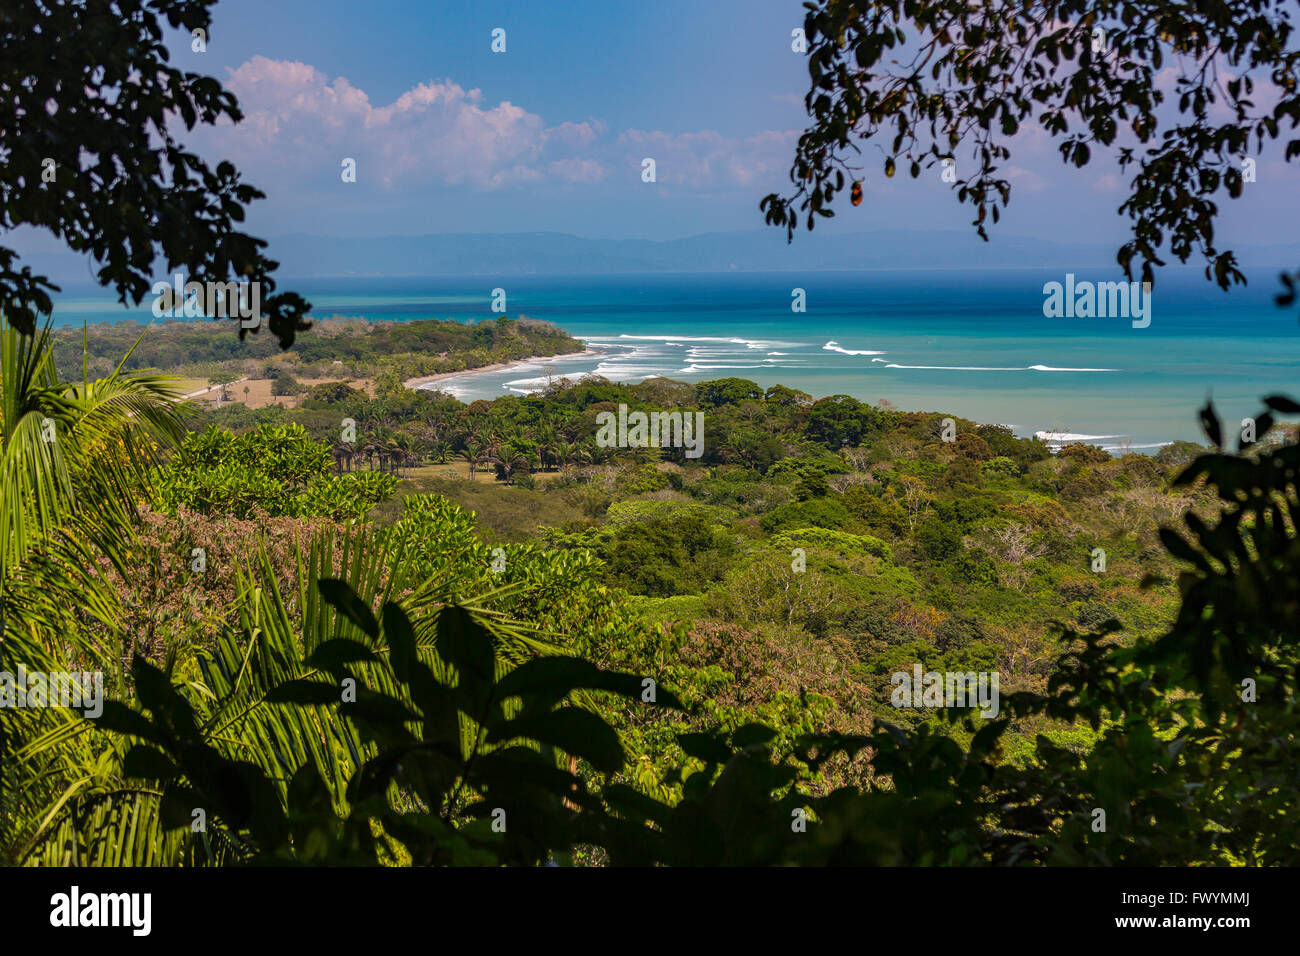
[981,455,1020,478]
[271,374,303,396]
[695,377,763,406]
[915,514,962,561]
[1058,441,1112,464]
[759,498,852,534]
[1155,440,1208,471]
[771,527,894,562]
[841,485,907,537]
[156,424,394,519]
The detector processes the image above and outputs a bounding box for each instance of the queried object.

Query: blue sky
[31,0,1300,261]
[168,0,828,240]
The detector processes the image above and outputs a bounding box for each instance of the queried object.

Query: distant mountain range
[17,229,1300,284]
[265,230,1300,277]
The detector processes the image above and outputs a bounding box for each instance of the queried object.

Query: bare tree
[897,476,931,532]
[842,446,872,472]
[981,522,1047,590]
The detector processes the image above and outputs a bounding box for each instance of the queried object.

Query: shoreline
[399,352,1183,453]
[403,348,604,391]
[397,347,1198,453]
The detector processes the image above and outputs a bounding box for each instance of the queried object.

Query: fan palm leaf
[0,317,186,864]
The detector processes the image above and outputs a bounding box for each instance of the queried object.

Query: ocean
[45,269,1300,451]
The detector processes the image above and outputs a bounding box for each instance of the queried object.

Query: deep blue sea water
[47,269,1300,450]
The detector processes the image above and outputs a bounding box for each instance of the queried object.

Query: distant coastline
[37,270,1300,450]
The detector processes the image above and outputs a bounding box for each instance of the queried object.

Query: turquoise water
[47,269,1300,450]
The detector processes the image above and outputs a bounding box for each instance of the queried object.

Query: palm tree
[362,395,390,429]
[390,435,418,476]
[9,521,562,865]
[385,441,408,476]
[536,426,559,471]
[1,318,185,863]
[492,445,531,484]
[459,441,486,481]
[332,441,356,474]
[1,319,184,601]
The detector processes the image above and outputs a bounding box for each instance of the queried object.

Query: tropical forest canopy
[1,0,1299,869]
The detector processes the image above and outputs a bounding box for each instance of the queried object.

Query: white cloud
[212,56,550,188]
[188,57,799,197]
[617,128,799,187]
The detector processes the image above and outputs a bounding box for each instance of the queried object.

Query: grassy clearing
[375,472,588,540]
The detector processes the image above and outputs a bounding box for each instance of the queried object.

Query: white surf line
[823,340,886,356]
[406,348,606,392]
[880,364,1119,371]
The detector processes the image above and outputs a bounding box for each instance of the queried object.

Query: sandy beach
[403,348,604,392]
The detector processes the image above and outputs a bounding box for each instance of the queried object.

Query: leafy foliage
[0,0,309,343]
[762,0,1300,289]
[5,318,1299,863]
[155,424,396,519]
